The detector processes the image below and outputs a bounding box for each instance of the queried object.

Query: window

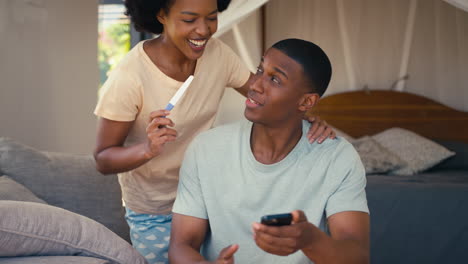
[98,0,130,88]
[98,0,154,90]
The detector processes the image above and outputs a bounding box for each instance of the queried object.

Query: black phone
[260,213,292,226]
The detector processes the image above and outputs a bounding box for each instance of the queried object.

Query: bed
[309,90,468,264]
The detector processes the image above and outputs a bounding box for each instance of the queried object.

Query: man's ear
[298,93,320,112]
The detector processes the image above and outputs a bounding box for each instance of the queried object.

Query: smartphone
[260,213,292,226]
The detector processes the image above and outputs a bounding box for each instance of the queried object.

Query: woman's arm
[233,73,253,97]
[94,110,177,174]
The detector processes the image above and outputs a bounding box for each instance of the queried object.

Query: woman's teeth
[189,39,207,47]
[249,98,259,105]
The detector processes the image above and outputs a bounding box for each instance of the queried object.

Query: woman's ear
[157,9,166,25]
[298,93,320,112]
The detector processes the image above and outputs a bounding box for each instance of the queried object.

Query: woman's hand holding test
[144,110,178,159]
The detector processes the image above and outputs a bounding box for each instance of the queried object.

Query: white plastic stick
[165,75,194,111]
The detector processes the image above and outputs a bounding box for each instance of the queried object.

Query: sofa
[0,137,147,264]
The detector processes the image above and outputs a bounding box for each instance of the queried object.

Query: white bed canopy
[444,0,468,12]
[215,0,468,112]
[217,0,468,37]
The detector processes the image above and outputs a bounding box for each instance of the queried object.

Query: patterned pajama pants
[125,208,172,264]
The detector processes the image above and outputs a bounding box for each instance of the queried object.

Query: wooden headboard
[308,90,468,143]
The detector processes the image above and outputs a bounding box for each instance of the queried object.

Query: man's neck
[250,120,304,165]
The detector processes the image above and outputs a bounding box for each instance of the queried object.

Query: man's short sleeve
[172,139,208,219]
[326,143,369,217]
[94,67,142,122]
[218,40,251,89]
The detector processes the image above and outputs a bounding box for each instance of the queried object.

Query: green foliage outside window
[98,22,131,89]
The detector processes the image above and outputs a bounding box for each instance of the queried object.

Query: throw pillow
[430,140,468,171]
[0,175,47,204]
[0,201,147,264]
[372,128,455,175]
[0,137,130,241]
[351,136,405,174]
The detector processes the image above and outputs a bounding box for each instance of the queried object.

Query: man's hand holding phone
[253,210,316,256]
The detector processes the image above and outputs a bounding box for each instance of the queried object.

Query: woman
[94,0,335,263]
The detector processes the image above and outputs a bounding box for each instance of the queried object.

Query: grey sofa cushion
[0,256,110,264]
[0,137,130,241]
[0,201,147,264]
[0,175,46,203]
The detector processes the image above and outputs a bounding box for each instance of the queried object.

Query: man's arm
[169,213,209,264]
[169,213,239,264]
[302,211,369,264]
[253,210,369,264]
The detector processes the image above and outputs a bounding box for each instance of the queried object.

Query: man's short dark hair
[272,38,332,96]
[125,0,231,34]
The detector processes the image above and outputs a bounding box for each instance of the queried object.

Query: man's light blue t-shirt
[173,120,369,263]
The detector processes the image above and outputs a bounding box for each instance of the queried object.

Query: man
[169,38,369,264]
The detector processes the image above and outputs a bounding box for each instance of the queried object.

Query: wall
[3,0,463,153]
[0,0,99,154]
[0,0,260,152]
[215,0,468,126]
[264,0,468,111]
[214,9,263,126]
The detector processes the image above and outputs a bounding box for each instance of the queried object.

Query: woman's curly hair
[125,0,231,34]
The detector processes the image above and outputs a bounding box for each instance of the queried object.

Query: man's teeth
[189,39,207,47]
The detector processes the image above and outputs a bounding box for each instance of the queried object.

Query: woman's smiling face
[158,0,219,60]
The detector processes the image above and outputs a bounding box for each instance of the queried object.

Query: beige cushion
[352,136,405,174]
[372,128,455,175]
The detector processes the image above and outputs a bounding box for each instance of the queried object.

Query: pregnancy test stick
[165,75,194,111]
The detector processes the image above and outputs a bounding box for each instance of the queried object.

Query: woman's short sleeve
[94,67,142,122]
[219,41,251,89]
